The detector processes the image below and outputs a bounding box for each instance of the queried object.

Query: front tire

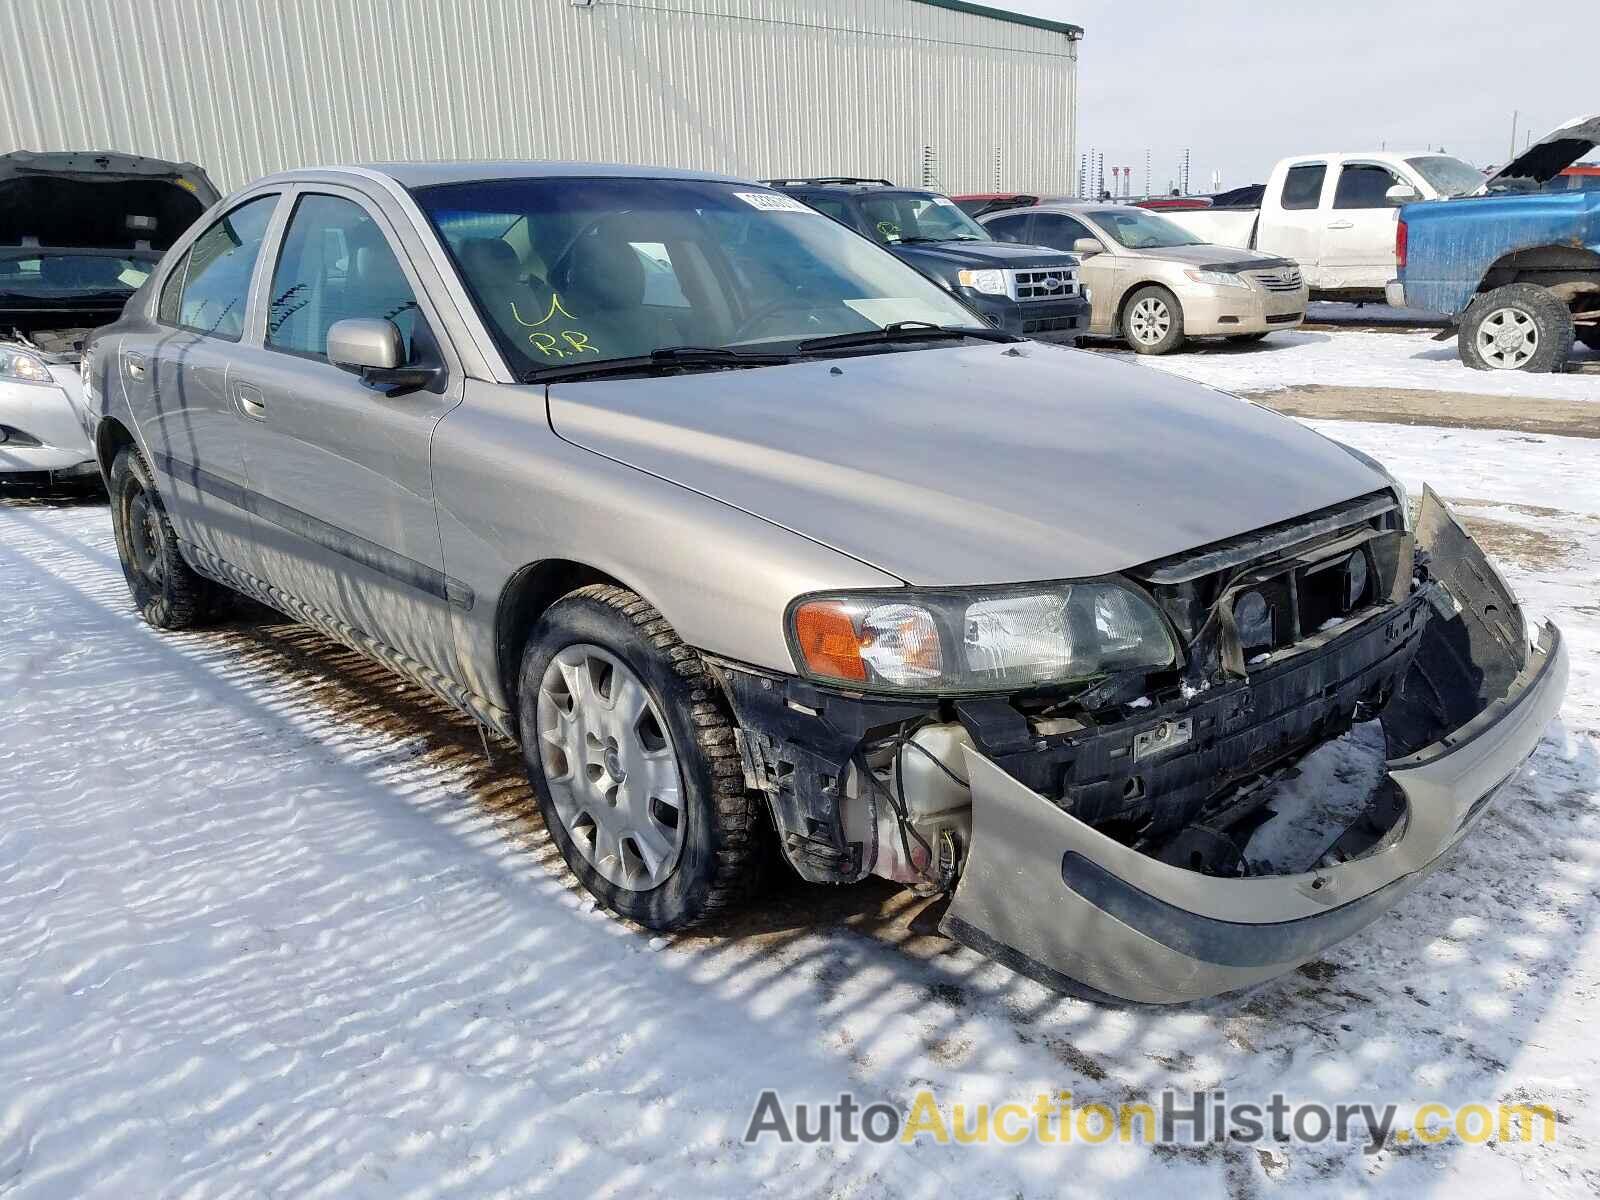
[517,585,760,930]
[1123,285,1186,355]
[1459,283,1574,373]
[109,445,225,629]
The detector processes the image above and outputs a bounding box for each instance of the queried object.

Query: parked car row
[63,155,1565,1002]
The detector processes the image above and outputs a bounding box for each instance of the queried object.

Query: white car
[1,150,219,487]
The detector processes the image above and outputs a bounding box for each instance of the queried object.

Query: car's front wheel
[517,584,761,930]
[1123,285,1186,355]
[1459,283,1574,372]
[109,445,225,629]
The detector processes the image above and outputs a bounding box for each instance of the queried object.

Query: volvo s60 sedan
[82,162,1566,1003]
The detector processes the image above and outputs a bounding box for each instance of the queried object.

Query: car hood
[895,239,1079,272]
[1120,243,1292,271]
[1481,112,1600,191]
[546,344,1384,586]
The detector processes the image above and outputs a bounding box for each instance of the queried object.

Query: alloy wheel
[1128,296,1172,345]
[1475,305,1539,369]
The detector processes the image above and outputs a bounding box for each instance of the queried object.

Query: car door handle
[1326,220,1355,230]
[124,351,146,379]
[234,381,267,419]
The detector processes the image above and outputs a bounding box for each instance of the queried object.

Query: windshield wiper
[526,346,794,384]
[795,321,1021,354]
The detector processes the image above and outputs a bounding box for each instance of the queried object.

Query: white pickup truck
[1167,151,1486,300]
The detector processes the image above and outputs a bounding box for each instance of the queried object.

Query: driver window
[267,194,421,361]
[1032,213,1094,249]
[1333,164,1407,209]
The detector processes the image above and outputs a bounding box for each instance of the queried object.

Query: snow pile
[1112,328,1600,401]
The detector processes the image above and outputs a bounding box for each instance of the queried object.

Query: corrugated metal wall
[1,0,1077,195]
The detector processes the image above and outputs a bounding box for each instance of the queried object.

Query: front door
[1318,161,1407,291]
[227,187,464,684]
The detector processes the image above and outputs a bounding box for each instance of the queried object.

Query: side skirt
[182,539,519,743]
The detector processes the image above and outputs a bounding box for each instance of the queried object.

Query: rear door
[1255,161,1329,279]
[225,185,465,683]
[131,192,282,569]
[1318,161,1408,290]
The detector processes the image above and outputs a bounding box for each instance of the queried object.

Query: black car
[763,178,1088,343]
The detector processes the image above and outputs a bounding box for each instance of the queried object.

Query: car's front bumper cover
[941,491,1567,1003]
[0,365,96,477]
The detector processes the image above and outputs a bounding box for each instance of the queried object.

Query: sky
[994,0,1593,192]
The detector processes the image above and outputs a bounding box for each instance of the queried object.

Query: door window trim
[1331,161,1408,211]
[153,192,282,342]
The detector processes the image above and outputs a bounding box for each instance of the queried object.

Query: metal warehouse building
[1,0,1079,195]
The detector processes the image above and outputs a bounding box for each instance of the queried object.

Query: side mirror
[1385,183,1421,205]
[1072,237,1106,257]
[327,318,438,396]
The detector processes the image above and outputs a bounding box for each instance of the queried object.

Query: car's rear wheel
[109,445,224,629]
[517,584,761,930]
[1123,285,1185,355]
[1459,283,1574,372]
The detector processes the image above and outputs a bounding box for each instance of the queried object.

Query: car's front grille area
[1022,315,1081,334]
[1010,267,1079,301]
[1250,267,1304,292]
[1265,312,1302,325]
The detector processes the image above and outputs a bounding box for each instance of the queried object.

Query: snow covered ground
[1103,327,1600,401]
[2,416,1598,1198]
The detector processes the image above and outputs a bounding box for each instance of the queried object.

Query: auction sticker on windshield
[734,192,817,213]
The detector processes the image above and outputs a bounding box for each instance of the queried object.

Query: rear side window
[985,214,1031,242]
[267,194,421,361]
[1334,164,1405,209]
[157,252,189,324]
[171,195,278,339]
[1280,164,1327,211]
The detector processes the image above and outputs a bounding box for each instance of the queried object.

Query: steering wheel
[730,297,829,341]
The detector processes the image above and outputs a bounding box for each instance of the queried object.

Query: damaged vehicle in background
[1,150,218,488]
[85,162,1566,1005]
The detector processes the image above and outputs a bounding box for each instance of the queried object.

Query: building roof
[907,0,1082,38]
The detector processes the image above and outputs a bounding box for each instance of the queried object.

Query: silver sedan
[983,202,1309,354]
[84,162,1564,1003]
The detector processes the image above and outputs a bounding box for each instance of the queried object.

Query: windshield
[1084,209,1203,249]
[413,177,985,378]
[1404,155,1486,197]
[0,251,155,302]
[854,192,993,244]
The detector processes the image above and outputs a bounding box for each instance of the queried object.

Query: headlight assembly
[0,346,54,386]
[1183,269,1246,289]
[956,268,1009,296]
[789,580,1178,694]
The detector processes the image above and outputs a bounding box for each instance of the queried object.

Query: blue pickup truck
[1388,113,1600,372]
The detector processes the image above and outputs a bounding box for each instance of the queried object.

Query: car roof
[982,201,1125,218]
[250,160,752,190]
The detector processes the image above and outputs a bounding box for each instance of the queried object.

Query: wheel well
[1478,245,1600,310]
[95,417,135,477]
[495,559,624,715]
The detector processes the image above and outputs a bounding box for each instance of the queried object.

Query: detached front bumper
[942,490,1568,1003]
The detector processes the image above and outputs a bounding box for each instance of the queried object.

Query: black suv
[764,178,1089,343]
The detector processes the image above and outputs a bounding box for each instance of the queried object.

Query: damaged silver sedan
[85,162,1566,1004]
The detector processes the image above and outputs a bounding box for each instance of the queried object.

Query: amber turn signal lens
[792,600,867,682]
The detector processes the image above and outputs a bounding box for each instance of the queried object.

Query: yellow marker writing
[511,293,578,329]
